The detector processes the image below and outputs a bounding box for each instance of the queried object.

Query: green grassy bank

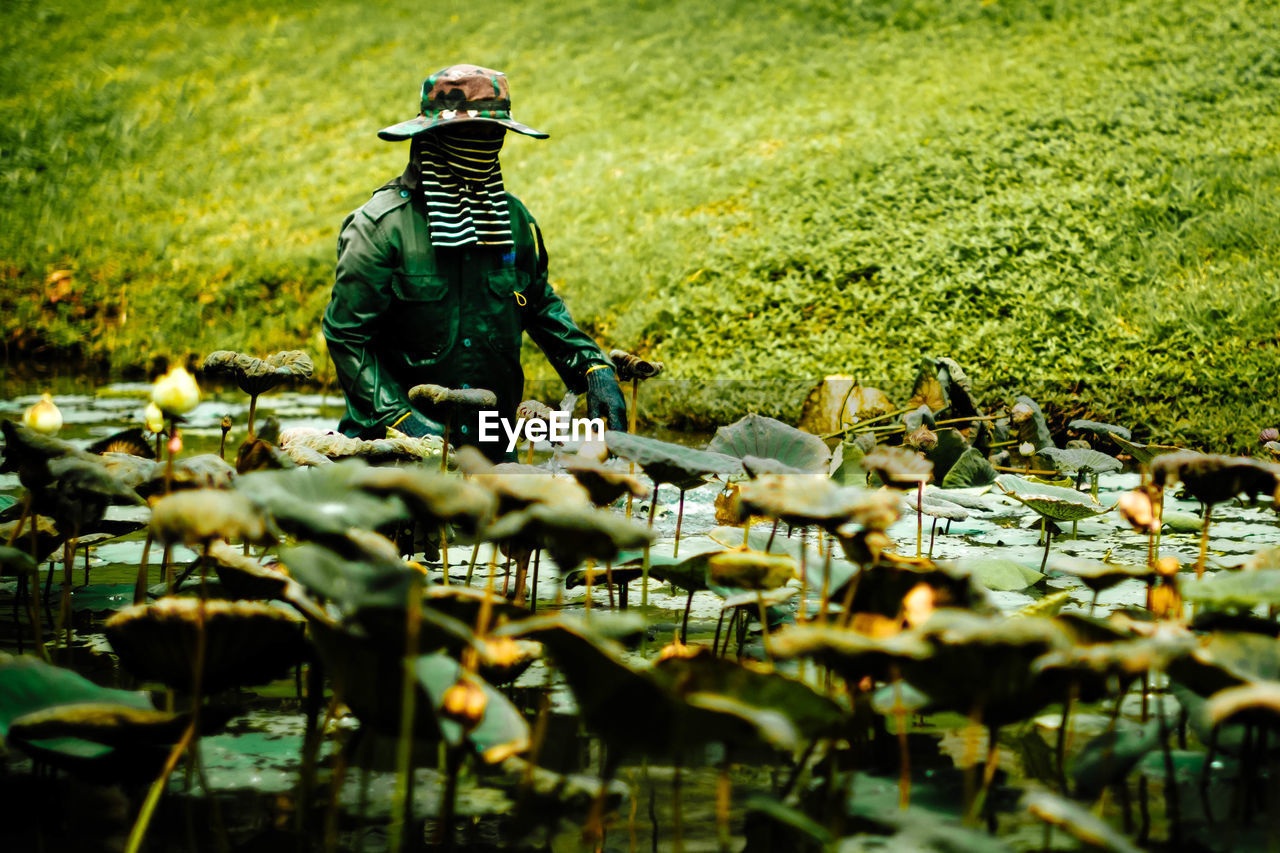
[3,0,1279,450]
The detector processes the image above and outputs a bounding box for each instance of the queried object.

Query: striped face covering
[412,127,512,247]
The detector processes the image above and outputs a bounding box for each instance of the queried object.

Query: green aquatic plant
[995,474,1113,571]
[200,349,314,437]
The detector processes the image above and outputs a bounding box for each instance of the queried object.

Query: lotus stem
[440,412,453,473]
[323,701,352,853]
[1039,522,1052,574]
[465,541,481,587]
[741,516,750,548]
[993,465,1059,476]
[766,519,779,551]
[436,743,464,850]
[916,483,923,558]
[440,522,450,586]
[605,561,615,609]
[389,574,423,853]
[1056,684,1076,794]
[1196,504,1213,578]
[162,543,173,594]
[584,560,594,613]
[798,527,808,624]
[1156,685,1181,844]
[25,569,46,662]
[712,609,726,656]
[818,544,832,623]
[755,590,772,664]
[164,418,177,495]
[673,488,686,559]
[819,406,915,440]
[673,759,685,853]
[714,763,732,852]
[246,394,259,437]
[59,532,75,655]
[5,493,30,547]
[891,670,911,809]
[525,438,535,465]
[680,588,693,643]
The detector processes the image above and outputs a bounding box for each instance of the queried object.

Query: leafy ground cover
[2,0,1279,450]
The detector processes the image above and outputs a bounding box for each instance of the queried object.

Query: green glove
[586,367,628,432]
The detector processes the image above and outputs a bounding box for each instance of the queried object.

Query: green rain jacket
[323,173,611,447]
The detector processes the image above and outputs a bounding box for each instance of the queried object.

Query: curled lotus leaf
[862,445,933,489]
[516,399,555,422]
[1009,396,1054,451]
[940,447,997,488]
[560,456,649,507]
[797,376,895,435]
[149,488,269,546]
[352,465,495,531]
[408,383,498,409]
[736,474,901,532]
[609,349,664,382]
[457,448,591,513]
[770,624,933,684]
[485,503,655,571]
[137,454,236,497]
[201,349,314,396]
[1068,419,1132,442]
[706,412,831,474]
[235,460,410,540]
[279,426,442,464]
[1023,788,1144,853]
[1206,681,1280,728]
[706,550,796,591]
[1110,433,1183,465]
[1152,451,1280,506]
[994,474,1112,522]
[1036,447,1122,476]
[1047,556,1153,593]
[208,540,291,601]
[8,703,189,748]
[605,430,744,489]
[105,598,307,692]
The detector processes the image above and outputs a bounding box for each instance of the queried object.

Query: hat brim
[377,114,548,141]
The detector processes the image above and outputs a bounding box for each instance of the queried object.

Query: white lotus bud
[23,393,62,435]
[1018,441,1035,457]
[144,402,166,434]
[152,366,201,416]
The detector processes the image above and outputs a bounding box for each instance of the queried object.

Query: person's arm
[322,208,439,437]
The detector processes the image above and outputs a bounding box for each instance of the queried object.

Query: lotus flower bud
[1155,556,1180,576]
[152,366,201,416]
[1260,427,1280,444]
[901,582,935,628]
[1117,489,1159,534]
[441,678,487,729]
[658,637,699,661]
[22,393,62,435]
[905,425,937,452]
[144,402,166,434]
[480,637,525,669]
[1018,441,1036,457]
[1010,402,1034,424]
[1148,581,1182,620]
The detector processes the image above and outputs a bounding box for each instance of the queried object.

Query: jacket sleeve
[520,218,612,393]
[322,209,415,434]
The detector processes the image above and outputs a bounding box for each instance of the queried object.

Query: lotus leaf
[706,412,831,474]
[352,465,495,531]
[277,540,419,617]
[905,492,969,521]
[459,449,591,512]
[1023,788,1143,853]
[609,349,664,381]
[150,488,270,546]
[1109,433,1183,465]
[1181,568,1280,610]
[97,451,160,489]
[0,419,97,487]
[235,460,410,540]
[994,475,1112,522]
[719,586,797,612]
[201,349,314,396]
[956,557,1043,591]
[1167,631,1280,697]
[0,545,36,576]
[833,560,991,620]
[1152,451,1280,505]
[907,357,948,414]
[208,540,291,601]
[1047,556,1153,593]
[560,456,649,507]
[603,430,744,490]
[901,403,936,432]
[1036,447,1121,476]
[939,449,997,489]
[798,376,895,435]
[1068,420,1133,442]
[484,502,655,571]
[278,426,443,464]
[87,427,155,459]
[415,654,530,763]
[706,550,796,591]
[920,428,967,482]
[8,703,190,748]
[1033,634,1195,683]
[1206,680,1280,727]
[735,474,900,532]
[105,598,307,692]
[407,383,499,409]
[1009,396,1054,451]
[35,456,144,533]
[862,445,933,490]
[620,543,725,592]
[828,437,869,487]
[770,624,933,683]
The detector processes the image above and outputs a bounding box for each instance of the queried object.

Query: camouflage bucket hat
[377,64,548,141]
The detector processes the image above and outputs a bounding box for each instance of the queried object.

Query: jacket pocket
[483,268,527,356]
[389,272,455,359]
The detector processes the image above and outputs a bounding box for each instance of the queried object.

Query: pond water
[3,383,1280,852]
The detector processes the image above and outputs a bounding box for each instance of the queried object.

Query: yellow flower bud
[441,678,487,729]
[23,393,62,435]
[151,366,200,416]
[144,401,166,434]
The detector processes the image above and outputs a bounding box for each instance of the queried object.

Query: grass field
[2,0,1279,450]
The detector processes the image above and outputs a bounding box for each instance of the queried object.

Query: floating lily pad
[1047,556,1153,593]
[995,475,1112,522]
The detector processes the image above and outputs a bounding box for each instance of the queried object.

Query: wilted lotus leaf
[609,349,664,381]
[1068,419,1132,442]
[1033,632,1195,682]
[278,426,443,464]
[235,460,409,540]
[31,456,144,534]
[833,561,991,621]
[898,611,1076,726]
[105,598,307,692]
[901,403,936,432]
[706,412,831,474]
[137,454,236,497]
[1036,447,1122,476]
[509,614,798,757]
[862,445,933,490]
[1048,556,1153,593]
[919,428,969,482]
[485,503,655,571]
[1206,681,1280,728]
[651,653,844,740]
[1023,788,1143,853]
[736,474,901,532]
[1168,631,1280,698]
[0,419,96,487]
[8,703,190,748]
[770,624,933,684]
[903,424,938,453]
[907,357,948,413]
[408,383,498,409]
[706,550,796,591]
[940,447,997,488]
[460,450,591,513]
[150,488,269,546]
[605,430,744,488]
[1181,568,1280,610]
[798,376,895,435]
[561,456,649,507]
[1009,396,1054,451]
[98,452,160,489]
[207,541,291,601]
[201,349,314,396]
[352,465,495,532]
[1109,433,1183,465]
[905,491,969,521]
[1152,451,1280,505]
[87,427,155,459]
[277,539,422,620]
[995,475,1112,522]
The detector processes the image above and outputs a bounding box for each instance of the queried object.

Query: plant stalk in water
[389,574,423,853]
